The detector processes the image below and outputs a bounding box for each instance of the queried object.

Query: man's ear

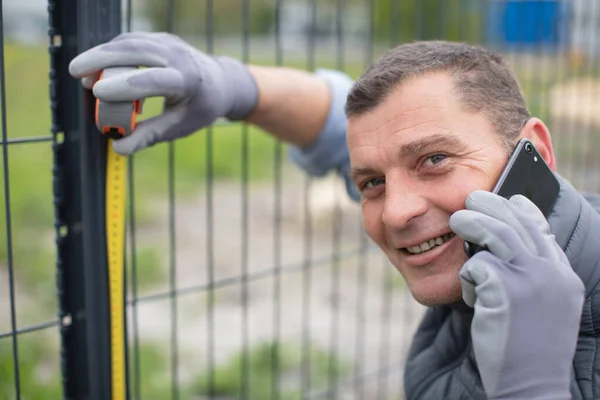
[516,117,556,171]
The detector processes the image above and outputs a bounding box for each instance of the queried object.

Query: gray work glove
[68,32,259,155]
[449,190,584,399]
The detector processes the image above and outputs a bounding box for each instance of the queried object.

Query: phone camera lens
[525,143,533,153]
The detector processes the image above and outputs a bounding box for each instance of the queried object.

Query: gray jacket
[403,176,600,399]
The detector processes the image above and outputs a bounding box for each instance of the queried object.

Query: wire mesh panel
[0,0,63,398]
[120,1,600,400]
[120,1,420,398]
[0,0,599,399]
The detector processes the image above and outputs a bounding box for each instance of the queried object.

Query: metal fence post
[49,0,122,398]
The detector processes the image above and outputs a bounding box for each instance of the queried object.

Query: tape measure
[95,66,141,400]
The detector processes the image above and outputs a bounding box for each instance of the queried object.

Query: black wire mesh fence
[0,0,599,399]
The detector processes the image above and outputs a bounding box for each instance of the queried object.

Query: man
[69,32,600,399]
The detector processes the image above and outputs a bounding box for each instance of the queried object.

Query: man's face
[347,72,511,306]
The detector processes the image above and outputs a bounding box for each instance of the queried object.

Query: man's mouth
[404,232,456,255]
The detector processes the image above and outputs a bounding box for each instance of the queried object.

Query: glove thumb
[112,106,187,155]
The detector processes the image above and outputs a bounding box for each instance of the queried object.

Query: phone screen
[463,139,560,257]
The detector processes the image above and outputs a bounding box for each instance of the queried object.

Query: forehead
[347,72,462,148]
[346,71,503,174]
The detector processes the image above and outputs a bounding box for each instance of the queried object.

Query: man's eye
[362,178,385,190]
[425,154,447,166]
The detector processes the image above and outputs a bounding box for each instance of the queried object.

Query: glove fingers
[93,67,186,102]
[112,107,188,155]
[508,194,560,257]
[111,31,183,44]
[508,194,551,235]
[110,32,161,42]
[464,190,539,255]
[82,72,101,89]
[69,38,168,79]
[450,209,528,261]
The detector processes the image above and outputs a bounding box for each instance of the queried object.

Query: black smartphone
[463,138,560,257]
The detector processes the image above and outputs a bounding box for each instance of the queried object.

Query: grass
[193,340,350,399]
[0,332,62,400]
[123,339,350,400]
[126,245,167,294]
[127,341,195,400]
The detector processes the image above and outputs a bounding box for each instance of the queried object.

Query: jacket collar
[547,174,583,252]
[548,174,600,297]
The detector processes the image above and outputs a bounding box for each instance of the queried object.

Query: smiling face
[347,72,516,306]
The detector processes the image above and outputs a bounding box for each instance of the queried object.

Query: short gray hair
[345,41,530,151]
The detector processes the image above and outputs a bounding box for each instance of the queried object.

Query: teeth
[405,233,455,255]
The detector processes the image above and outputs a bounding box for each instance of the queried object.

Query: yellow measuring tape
[106,141,127,400]
[95,66,141,400]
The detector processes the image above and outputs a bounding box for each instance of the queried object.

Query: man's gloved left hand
[449,190,585,399]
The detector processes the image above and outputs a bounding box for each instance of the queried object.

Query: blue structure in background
[486,0,568,51]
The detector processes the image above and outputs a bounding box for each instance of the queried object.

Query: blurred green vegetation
[126,245,167,294]
[127,341,193,399]
[373,0,485,43]
[145,0,276,35]
[194,341,350,399]
[0,333,62,400]
[124,340,350,400]
[143,0,485,44]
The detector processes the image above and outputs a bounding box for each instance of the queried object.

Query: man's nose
[381,182,427,229]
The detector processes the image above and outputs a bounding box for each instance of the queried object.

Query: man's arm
[68,32,338,153]
[246,65,360,201]
[257,66,359,201]
[68,32,359,199]
[247,65,358,202]
[244,65,331,149]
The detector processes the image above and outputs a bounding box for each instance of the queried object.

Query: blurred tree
[142,0,485,45]
[144,0,275,36]
[372,0,485,44]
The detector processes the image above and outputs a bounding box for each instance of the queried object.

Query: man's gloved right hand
[450,191,584,399]
[68,32,259,155]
